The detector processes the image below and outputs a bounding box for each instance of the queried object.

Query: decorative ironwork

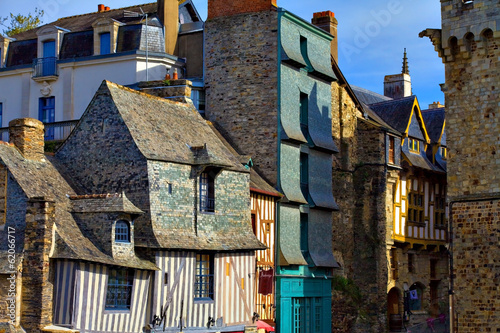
[32,57,58,78]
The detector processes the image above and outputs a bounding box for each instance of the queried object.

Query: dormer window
[408,138,419,153]
[115,220,130,243]
[200,172,215,213]
[441,147,447,159]
[100,32,111,55]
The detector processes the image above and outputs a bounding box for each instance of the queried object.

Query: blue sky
[1,0,445,108]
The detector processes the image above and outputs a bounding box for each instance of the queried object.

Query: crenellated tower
[420,1,499,331]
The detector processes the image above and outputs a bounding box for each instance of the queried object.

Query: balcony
[0,120,78,143]
[32,57,58,81]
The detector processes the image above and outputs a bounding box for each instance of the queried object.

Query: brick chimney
[207,0,277,19]
[98,4,105,12]
[9,118,45,161]
[137,79,193,103]
[157,0,179,55]
[312,11,338,63]
[21,197,55,332]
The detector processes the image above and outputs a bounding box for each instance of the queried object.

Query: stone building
[205,1,340,332]
[0,0,204,141]
[420,0,500,331]
[0,80,266,332]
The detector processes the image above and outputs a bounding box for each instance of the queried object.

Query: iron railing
[0,120,78,142]
[32,57,58,78]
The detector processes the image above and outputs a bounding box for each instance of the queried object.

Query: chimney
[384,49,412,99]
[137,78,193,103]
[312,11,338,63]
[21,197,55,332]
[98,4,105,12]
[9,118,45,161]
[429,101,445,109]
[207,0,277,19]
[157,0,179,55]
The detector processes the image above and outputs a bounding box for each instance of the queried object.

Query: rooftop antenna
[124,8,149,81]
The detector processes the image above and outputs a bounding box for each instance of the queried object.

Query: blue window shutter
[100,33,111,55]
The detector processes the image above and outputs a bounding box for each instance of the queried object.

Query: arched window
[115,220,130,243]
[409,284,424,311]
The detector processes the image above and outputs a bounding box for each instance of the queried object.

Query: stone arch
[408,281,426,311]
[464,32,475,53]
[480,28,495,54]
[388,287,402,315]
[448,36,459,56]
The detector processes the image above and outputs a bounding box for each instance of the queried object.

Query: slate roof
[0,143,157,271]
[70,193,144,215]
[351,85,393,105]
[10,3,158,41]
[103,81,246,171]
[421,108,446,144]
[368,96,417,134]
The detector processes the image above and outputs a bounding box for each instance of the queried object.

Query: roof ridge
[104,80,190,106]
[52,3,156,23]
[369,95,415,106]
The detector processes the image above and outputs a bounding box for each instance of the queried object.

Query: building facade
[421,0,500,331]
[0,80,264,333]
[205,2,340,332]
[0,0,204,141]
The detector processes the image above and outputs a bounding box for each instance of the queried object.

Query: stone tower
[420,0,500,331]
[383,49,412,99]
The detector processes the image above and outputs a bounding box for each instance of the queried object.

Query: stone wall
[205,10,279,185]
[207,0,276,19]
[451,199,500,332]
[330,81,389,332]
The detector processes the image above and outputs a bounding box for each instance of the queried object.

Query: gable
[407,108,426,141]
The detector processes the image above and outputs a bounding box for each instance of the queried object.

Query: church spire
[402,48,409,74]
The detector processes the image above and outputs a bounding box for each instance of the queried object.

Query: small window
[408,253,415,273]
[39,97,55,140]
[200,171,215,212]
[0,102,2,127]
[390,248,398,280]
[300,213,308,256]
[300,92,309,136]
[105,268,134,309]
[115,220,130,243]
[409,285,423,311]
[195,253,214,300]
[408,138,419,152]
[441,147,447,159]
[388,136,395,164]
[100,32,111,55]
[300,153,309,199]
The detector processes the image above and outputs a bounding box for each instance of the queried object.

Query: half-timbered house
[0,79,265,333]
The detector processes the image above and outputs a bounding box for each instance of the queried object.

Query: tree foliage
[1,8,44,37]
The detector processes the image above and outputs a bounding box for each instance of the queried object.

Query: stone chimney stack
[157,0,179,55]
[311,11,338,63]
[137,79,193,103]
[384,49,412,99]
[21,197,55,332]
[9,118,45,161]
[207,0,277,19]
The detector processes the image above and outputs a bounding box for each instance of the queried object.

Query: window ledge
[103,309,131,314]
[194,298,214,304]
[408,221,426,228]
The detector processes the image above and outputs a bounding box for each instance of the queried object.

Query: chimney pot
[98,4,105,12]
[9,118,45,161]
[311,10,338,63]
[105,6,110,11]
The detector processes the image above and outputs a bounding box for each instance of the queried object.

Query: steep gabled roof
[421,108,446,144]
[368,96,431,143]
[351,85,393,105]
[0,143,157,270]
[101,81,246,171]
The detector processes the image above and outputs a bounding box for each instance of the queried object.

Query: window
[430,259,438,279]
[105,268,134,310]
[434,188,446,228]
[300,213,308,256]
[115,220,130,243]
[408,253,415,273]
[292,297,323,332]
[0,102,2,127]
[408,138,419,152]
[194,253,214,300]
[100,32,111,55]
[42,40,57,76]
[200,171,215,212]
[390,248,398,280]
[39,97,55,140]
[191,89,206,116]
[407,181,424,224]
[300,92,308,137]
[388,136,395,164]
[299,36,313,71]
[300,153,309,199]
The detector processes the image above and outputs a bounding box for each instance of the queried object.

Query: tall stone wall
[330,82,389,332]
[421,1,500,331]
[205,11,279,185]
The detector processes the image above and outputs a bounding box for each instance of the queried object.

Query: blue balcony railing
[32,57,58,78]
[0,120,78,143]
